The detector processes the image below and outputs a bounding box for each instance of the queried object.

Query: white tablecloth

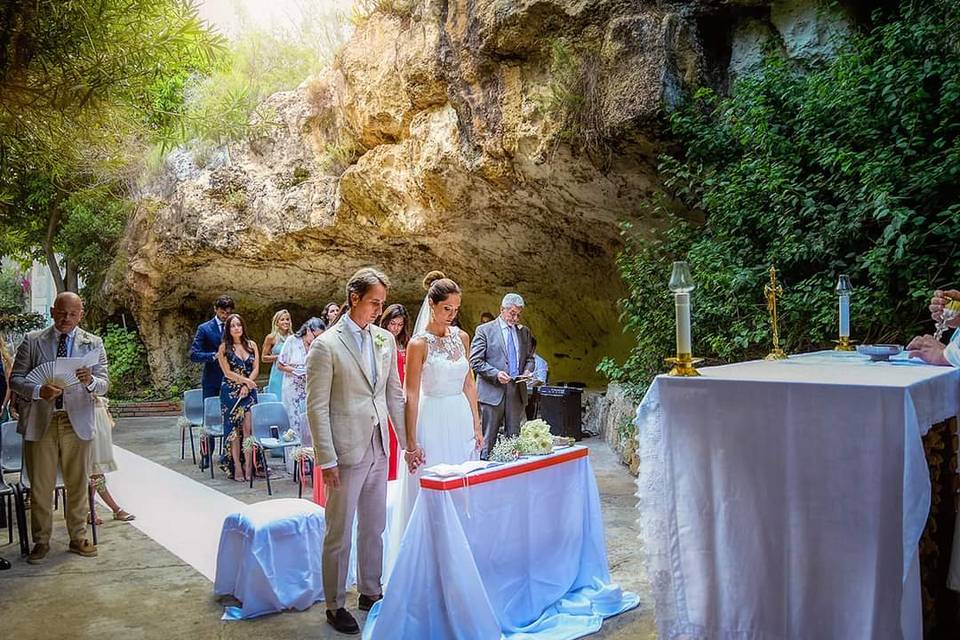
[364,446,640,640]
[635,351,960,640]
[214,498,356,620]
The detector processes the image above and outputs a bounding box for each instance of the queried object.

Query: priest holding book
[10,292,109,564]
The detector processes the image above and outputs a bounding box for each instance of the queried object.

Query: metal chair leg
[249,445,255,489]
[88,483,98,545]
[14,486,29,556]
[263,449,272,496]
[210,436,215,479]
[180,426,186,460]
[188,426,197,465]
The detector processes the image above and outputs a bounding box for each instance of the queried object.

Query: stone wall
[583,383,638,474]
[107,0,861,390]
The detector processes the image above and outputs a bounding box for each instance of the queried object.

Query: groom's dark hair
[337,268,390,322]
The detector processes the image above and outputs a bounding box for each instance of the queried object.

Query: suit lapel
[492,320,509,361]
[336,322,374,391]
[39,326,57,362]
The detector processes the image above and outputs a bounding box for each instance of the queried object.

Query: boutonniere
[373,333,387,352]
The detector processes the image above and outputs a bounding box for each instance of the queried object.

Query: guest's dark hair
[221,314,254,354]
[423,270,460,305]
[379,304,409,348]
[337,268,390,322]
[295,317,325,338]
[322,302,340,325]
[480,311,495,323]
[215,295,235,310]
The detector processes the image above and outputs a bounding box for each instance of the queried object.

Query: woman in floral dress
[218,314,259,481]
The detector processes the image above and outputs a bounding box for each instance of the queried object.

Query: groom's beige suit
[306,314,406,609]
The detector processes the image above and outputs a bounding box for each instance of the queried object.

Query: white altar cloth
[364,446,639,640]
[635,351,960,640]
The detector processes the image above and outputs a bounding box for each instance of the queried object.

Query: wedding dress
[384,325,477,576]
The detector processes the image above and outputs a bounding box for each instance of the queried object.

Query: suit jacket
[10,326,109,441]
[470,319,535,406]
[190,318,224,398]
[306,317,406,468]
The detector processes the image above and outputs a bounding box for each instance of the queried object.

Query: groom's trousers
[322,427,388,610]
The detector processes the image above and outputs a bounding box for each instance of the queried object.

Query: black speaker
[538,385,583,440]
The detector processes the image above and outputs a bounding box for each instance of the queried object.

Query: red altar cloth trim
[419,447,588,491]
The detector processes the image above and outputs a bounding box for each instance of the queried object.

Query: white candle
[675,292,692,355]
[839,295,850,337]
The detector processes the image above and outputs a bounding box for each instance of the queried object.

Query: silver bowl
[856,344,903,361]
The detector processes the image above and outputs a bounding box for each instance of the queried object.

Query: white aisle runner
[105,446,243,581]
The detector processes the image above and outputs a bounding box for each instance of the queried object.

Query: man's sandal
[113,510,136,522]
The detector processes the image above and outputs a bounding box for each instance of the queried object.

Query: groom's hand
[322,466,340,489]
[496,371,511,384]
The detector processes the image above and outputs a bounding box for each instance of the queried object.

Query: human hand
[496,371,511,385]
[906,334,950,365]
[245,378,258,390]
[238,385,250,399]
[322,465,340,489]
[39,384,64,401]
[930,289,960,327]
[474,430,484,451]
[76,366,93,386]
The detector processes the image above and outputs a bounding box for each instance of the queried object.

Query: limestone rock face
[110,0,858,388]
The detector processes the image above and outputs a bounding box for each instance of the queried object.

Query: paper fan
[25,361,79,387]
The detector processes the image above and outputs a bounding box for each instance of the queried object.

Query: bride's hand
[474,430,484,451]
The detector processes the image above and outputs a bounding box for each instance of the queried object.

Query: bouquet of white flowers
[518,419,553,454]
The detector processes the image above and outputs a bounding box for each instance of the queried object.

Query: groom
[306,267,422,634]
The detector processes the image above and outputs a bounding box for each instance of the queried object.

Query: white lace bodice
[416,327,469,398]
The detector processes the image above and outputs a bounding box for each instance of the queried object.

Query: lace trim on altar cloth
[636,384,770,640]
[415,327,465,363]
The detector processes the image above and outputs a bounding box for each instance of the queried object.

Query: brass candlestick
[764,266,787,360]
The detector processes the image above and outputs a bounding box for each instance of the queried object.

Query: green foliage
[0,0,223,297]
[0,266,28,313]
[176,9,347,150]
[605,0,960,396]
[544,39,606,159]
[102,324,151,399]
[349,0,414,26]
[0,312,44,335]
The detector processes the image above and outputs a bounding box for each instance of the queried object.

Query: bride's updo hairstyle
[423,270,461,304]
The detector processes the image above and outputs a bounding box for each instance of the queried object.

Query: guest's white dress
[91,397,118,474]
[385,327,477,575]
[278,336,310,475]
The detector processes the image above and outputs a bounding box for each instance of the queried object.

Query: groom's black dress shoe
[326,608,360,635]
[358,593,383,611]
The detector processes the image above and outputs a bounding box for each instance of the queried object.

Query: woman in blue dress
[261,309,292,400]
[218,314,260,481]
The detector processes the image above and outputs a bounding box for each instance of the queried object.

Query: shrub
[604,0,960,397]
[102,324,151,399]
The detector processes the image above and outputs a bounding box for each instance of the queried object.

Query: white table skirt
[635,351,960,640]
[214,498,357,620]
[364,447,639,640]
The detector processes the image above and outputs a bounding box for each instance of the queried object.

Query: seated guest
[11,292,109,563]
[322,302,340,327]
[217,314,259,482]
[379,303,409,481]
[906,289,960,366]
[479,311,495,325]
[191,295,234,469]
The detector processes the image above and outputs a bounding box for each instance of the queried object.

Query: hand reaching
[496,371,512,385]
[906,334,949,365]
[404,447,425,473]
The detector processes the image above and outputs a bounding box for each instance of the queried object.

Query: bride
[385,271,483,572]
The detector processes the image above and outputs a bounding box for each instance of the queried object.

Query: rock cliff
[109,0,855,387]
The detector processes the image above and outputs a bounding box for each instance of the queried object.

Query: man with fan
[10,292,109,564]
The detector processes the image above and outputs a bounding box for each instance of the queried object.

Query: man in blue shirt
[525,335,549,420]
